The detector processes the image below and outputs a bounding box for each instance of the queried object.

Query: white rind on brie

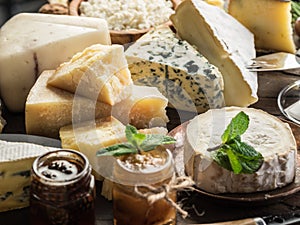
[184,107,297,193]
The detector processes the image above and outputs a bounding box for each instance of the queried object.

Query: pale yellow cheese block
[47,44,133,105]
[228,0,296,53]
[0,13,111,112]
[26,70,169,138]
[112,85,169,128]
[25,70,112,138]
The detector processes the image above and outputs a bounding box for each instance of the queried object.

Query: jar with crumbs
[30,149,95,225]
[112,148,176,225]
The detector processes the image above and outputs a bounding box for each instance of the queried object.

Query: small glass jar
[112,148,176,225]
[30,149,96,225]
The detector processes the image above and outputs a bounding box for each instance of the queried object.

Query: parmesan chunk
[47,44,133,105]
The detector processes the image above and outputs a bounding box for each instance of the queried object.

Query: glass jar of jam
[112,148,176,225]
[30,149,95,225]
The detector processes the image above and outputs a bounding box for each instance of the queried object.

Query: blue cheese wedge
[125,26,225,113]
[185,107,297,193]
[171,0,258,107]
[0,140,57,212]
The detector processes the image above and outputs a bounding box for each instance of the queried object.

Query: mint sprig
[96,125,176,157]
[211,111,264,174]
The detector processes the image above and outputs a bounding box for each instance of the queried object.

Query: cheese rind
[185,107,297,193]
[125,26,225,113]
[0,140,57,212]
[170,0,258,107]
[228,0,296,53]
[47,44,132,105]
[0,13,111,112]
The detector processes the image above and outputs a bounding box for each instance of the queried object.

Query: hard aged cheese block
[0,13,111,112]
[125,26,225,113]
[184,107,297,194]
[170,0,258,107]
[25,70,112,139]
[47,44,132,105]
[112,85,169,128]
[0,140,56,212]
[228,0,296,53]
[26,71,169,138]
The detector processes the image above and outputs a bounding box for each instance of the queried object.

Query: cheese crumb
[79,0,174,31]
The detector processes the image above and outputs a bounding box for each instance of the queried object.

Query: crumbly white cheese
[185,107,297,193]
[79,0,174,30]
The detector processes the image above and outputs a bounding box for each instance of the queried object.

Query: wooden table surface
[0,69,300,225]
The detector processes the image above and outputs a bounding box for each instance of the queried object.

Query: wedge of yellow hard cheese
[228,0,296,53]
[47,44,132,105]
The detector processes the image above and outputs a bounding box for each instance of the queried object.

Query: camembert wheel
[184,107,297,193]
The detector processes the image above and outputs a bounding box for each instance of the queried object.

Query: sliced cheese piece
[125,26,225,113]
[0,13,111,112]
[170,0,258,107]
[112,85,169,128]
[47,44,132,105]
[228,0,296,53]
[185,107,297,194]
[25,70,112,139]
[0,140,57,212]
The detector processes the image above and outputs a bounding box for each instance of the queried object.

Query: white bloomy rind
[184,107,297,193]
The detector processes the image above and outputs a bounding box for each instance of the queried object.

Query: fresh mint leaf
[96,125,176,157]
[140,134,177,151]
[211,147,232,171]
[226,147,243,174]
[212,111,264,174]
[96,143,137,156]
[221,111,249,143]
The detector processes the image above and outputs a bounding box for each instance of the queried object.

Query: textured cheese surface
[170,0,258,107]
[0,13,111,112]
[112,85,169,128]
[185,107,297,193]
[228,0,296,53]
[25,70,112,138]
[0,140,57,212]
[26,71,169,138]
[48,44,132,105]
[126,26,225,113]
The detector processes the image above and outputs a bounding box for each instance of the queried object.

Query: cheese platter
[0,0,300,224]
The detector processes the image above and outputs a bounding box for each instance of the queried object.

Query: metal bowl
[277,80,300,125]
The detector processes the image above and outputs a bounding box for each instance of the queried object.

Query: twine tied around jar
[134,175,195,218]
